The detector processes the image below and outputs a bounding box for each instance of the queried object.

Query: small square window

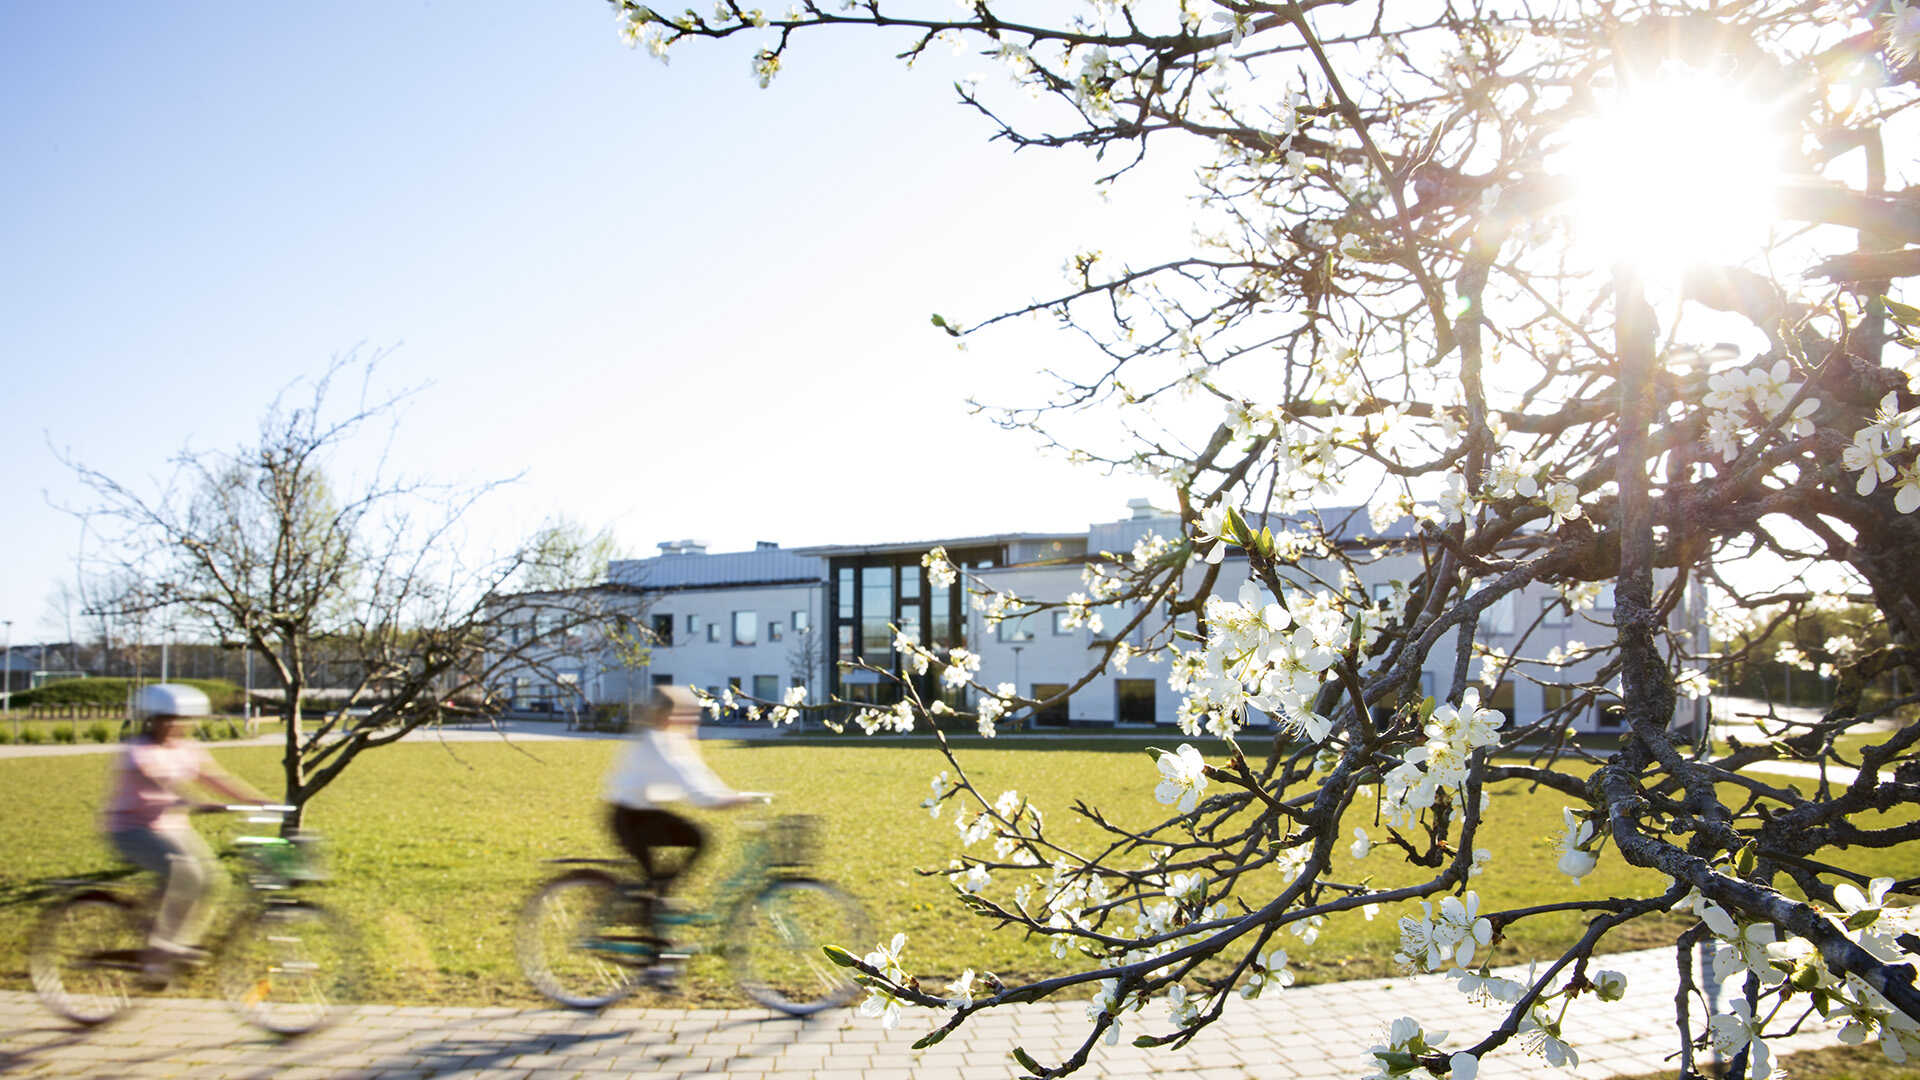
[1051,610,1073,635]
[686,614,700,635]
[707,623,722,644]
[1540,596,1569,627]
[768,620,784,643]
[793,610,810,633]
[1485,592,1518,635]
[650,614,674,647]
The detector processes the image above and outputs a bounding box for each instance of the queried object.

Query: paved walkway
[0,946,1850,1079]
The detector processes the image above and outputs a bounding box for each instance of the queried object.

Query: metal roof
[607,504,1424,593]
[789,530,1084,558]
[608,548,825,590]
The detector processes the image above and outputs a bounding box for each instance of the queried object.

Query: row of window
[646,610,811,648]
[989,585,1621,647]
[993,609,1096,643]
[1370,584,1616,635]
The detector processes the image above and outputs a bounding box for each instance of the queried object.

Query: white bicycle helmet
[136,683,211,720]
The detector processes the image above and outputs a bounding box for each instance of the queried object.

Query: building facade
[504,502,1704,734]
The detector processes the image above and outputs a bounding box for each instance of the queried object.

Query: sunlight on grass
[1,737,1911,1008]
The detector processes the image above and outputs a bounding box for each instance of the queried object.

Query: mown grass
[0,735,1911,1010]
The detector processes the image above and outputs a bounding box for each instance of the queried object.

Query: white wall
[636,582,825,708]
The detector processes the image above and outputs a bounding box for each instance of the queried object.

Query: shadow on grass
[0,865,143,911]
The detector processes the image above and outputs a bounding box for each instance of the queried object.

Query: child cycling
[102,683,267,971]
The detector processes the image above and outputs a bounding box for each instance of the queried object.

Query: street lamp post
[3,619,13,735]
[1011,644,1025,733]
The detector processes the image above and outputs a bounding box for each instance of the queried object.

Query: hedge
[10,677,245,713]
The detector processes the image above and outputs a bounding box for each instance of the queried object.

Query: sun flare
[1560,67,1788,271]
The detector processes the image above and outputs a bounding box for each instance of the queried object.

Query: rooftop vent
[755,540,780,550]
[1127,497,1163,520]
[657,539,709,556]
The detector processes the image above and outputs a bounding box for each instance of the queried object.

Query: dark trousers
[608,805,704,893]
[608,806,703,945]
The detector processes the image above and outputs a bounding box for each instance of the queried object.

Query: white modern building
[501,500,1702,733]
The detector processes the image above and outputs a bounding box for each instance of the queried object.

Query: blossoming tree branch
[610,2,1920,1078]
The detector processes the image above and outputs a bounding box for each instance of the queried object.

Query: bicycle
[28,805,363,1036]
[516,809,870,1016]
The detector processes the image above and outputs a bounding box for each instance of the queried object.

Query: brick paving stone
[0,945,1865,1079]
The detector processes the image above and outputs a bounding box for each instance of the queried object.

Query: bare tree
[64,359,610,830]
[620,3,1920,1077]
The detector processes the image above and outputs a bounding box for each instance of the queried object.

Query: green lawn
[0,736,1911,1010]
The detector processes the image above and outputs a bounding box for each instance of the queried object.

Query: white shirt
[603,727,738,809]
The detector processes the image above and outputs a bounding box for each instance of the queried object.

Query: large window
[1488,681,1517,726]
[650,614,674,647]
[753,674,779,700]
[861,565,893,658]
[827,546,997,701]
[997,615,1035,643]
[1542,683,1573,718]
[733,610,758,647]
[1116,679,1157,726]
[1032,683,1069,727]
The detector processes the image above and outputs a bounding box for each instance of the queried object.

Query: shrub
[85,722,111,743]
[51,726,76,744]
[0,728,11,745]
[18,728,44,745]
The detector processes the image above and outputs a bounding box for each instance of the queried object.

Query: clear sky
[1,2,1202,643]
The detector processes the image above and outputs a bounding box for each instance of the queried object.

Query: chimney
[1127,497,1161,520]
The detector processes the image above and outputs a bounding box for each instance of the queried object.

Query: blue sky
[1,2,1198,641]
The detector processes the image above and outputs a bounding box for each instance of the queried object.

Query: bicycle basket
[765,814,821,867]
[236,832,327,884]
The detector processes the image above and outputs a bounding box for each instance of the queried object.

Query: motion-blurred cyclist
[102,683,267,974]
[602,686,759,944]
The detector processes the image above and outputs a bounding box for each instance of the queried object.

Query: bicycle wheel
[29,891,145,1027]
[728,877,870,1015]
[219,900,361,1036]
[516,870,648,1009]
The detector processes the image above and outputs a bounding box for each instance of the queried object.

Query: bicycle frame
[546,815,791,955]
